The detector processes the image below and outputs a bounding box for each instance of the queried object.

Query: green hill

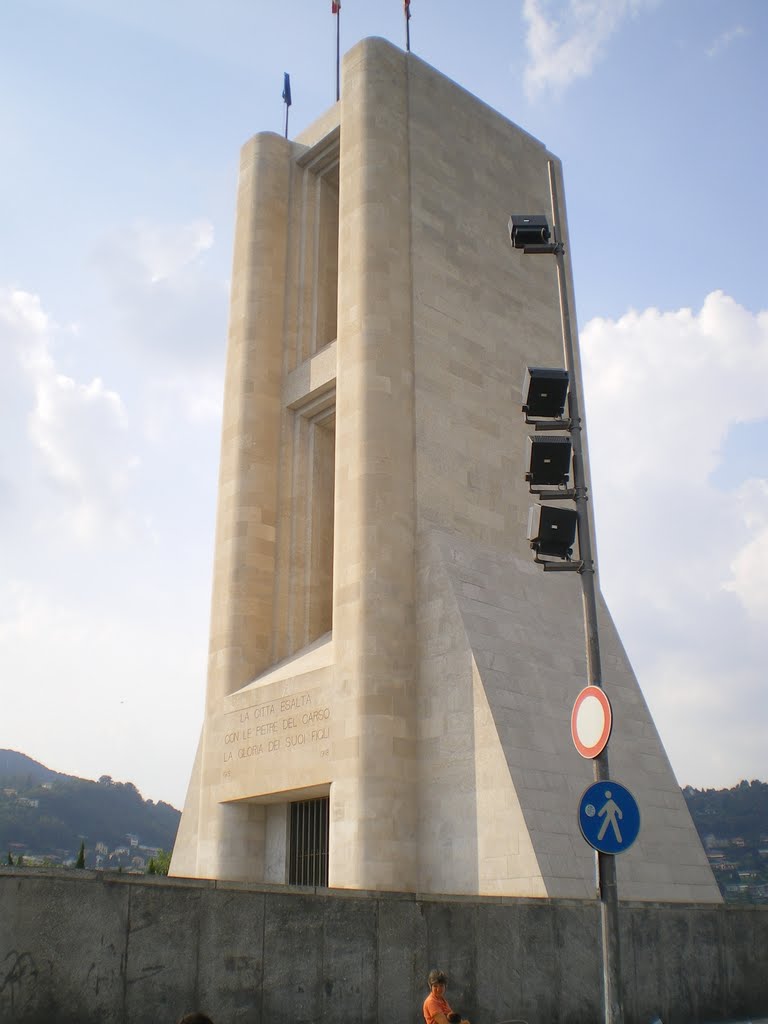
[683,779,768,842]
[2,750,765,896]
[0,750,179,867]
[682,780,768,903]
[0,749,59,786]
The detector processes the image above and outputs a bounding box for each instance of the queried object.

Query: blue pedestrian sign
[578,780,640,855]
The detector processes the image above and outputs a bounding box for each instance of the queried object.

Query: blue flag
[282,72,292,107]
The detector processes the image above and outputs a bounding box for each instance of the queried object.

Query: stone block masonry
[1,869,765,1024]
[171,35,721,904]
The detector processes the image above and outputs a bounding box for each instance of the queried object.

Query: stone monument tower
[170,37,720,903]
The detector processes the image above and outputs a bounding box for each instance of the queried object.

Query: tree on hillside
[0,772,180,858]
[146,849,171,875]
[684,779,768,843]
[75,840,85,869]
[6,851,12,866]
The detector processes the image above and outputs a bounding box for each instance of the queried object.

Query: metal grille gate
[288,796,329,887]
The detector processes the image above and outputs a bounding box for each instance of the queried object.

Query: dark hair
[177,1015,214,1024]
[428,969,447,986]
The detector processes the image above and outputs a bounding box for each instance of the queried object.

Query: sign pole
[547,159,624,1024]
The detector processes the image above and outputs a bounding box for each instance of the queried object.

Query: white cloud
[114,218,214,285]
[583,292,768,489]
[581,290,768,787]
[522,0,656,98]
[0,288,50,336]
[144,374,223,440]
[637,652,764,788]
[92,218,226,367]
[724,479,768,623]
[705,24,747,59]
[0,579,205,807]
[0,280,217,806]
[0,286,140,543]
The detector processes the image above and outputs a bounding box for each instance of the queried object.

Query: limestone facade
[171,37,721,903]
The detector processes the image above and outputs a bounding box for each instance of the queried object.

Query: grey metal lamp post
[509,159,624,1024]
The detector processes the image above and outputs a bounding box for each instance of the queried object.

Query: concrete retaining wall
[1,869,765,1024]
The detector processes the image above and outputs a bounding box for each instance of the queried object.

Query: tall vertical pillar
[197,132,292,877]
[331,40,418,889]
[206,131,292,708]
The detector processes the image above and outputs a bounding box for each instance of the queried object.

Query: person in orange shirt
[422,969,470,1024]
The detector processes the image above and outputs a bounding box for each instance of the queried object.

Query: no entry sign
[571,685,612,759]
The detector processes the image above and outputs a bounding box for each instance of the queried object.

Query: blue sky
[1,0,766,809]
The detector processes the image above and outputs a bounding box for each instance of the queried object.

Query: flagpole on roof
[333,2,341,101]
[282,72,292,139]
[404,0,411,52]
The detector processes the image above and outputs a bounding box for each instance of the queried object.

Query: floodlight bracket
[522,242,565,256]
[535,556,584,572]
[527,416,573,431]
[528,488,576,501]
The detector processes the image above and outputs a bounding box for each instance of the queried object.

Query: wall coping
[2,866,764,914]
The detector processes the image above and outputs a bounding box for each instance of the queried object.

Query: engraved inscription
[221,691,331,775]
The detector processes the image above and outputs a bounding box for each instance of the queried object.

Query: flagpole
[405,1,411,52]
[332,3,341,102]
[336,6,340,101]
[282,72,291,140]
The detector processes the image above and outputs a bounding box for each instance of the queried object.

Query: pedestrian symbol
[596,789,623,842]
[578,780,640,855]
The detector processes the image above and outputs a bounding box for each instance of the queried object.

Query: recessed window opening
[313,171,338,354]
[289,796,329,887]
[296,129,339,363]
[307,408,335,643]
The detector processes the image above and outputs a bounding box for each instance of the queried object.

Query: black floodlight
[526,435,572,487]
[527,504,578,560]
[523,366,569,420]
[508,214,551,249]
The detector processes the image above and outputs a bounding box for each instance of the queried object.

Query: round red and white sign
[570,685,612,759]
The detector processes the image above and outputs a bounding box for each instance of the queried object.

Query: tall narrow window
[313,171,338,353]
[295,128,339,364]
[308,409,335,642]
[288,796,329,887]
